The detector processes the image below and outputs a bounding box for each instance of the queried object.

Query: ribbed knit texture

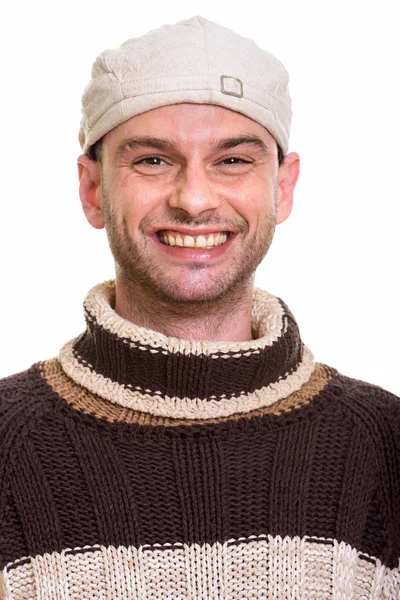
[1,281,399,599]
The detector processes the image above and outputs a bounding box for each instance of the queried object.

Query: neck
[114,273,255,342]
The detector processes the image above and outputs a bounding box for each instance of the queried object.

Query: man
[0,15,399,599]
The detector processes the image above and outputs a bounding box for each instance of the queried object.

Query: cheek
[119,177,169,217]
[229,185,275,233]
[251,179,277,223]
[113,184,166,244]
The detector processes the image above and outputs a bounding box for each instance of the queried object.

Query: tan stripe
[3,537,399,600]
[58,339,315,419]
[41,358,331,426]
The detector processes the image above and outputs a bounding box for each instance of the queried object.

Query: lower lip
[152,234,235,260]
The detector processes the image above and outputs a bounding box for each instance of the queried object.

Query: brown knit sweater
[1,281,399,599]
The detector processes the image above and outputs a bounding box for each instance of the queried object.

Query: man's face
[86,104,295,304]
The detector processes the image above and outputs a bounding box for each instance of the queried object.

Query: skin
[78,103,299,342]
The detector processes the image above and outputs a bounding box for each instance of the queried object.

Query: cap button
[220,75,243,98]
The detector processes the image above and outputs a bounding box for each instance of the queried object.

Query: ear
[77,154,104,229]
[276,152,300,225]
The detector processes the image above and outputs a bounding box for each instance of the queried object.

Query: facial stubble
[101,183,278,313]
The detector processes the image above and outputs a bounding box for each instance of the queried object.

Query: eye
[219,156,252,165]
[133,155,167,166]
[130,155,174,175]
[224,158,243,164]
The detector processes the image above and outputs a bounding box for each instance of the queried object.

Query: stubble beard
[101,186,277,314]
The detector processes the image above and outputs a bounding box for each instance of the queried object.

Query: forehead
[103,103,275,149]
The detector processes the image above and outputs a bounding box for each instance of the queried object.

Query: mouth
[156,230,231,249]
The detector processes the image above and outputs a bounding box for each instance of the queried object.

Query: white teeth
[207,234,215,246]
[160,232,229,247]
[183,235,195,247]
[195,235,207,248]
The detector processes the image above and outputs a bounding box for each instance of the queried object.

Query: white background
[1,0,399,395]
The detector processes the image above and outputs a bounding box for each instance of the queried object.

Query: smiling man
[0,16,399,600]
[78,103,298,340]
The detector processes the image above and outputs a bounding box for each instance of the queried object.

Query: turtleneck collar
[59,281,315,420]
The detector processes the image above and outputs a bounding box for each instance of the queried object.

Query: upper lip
[153,227,234,235]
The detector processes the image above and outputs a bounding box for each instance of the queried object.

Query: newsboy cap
[79,16,292,155]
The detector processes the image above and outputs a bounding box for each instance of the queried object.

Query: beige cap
[79,16,292,155]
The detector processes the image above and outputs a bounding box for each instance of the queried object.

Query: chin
[154,274,249,306]
[158,286,224,305]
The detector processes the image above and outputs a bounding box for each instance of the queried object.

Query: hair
[88,137,285,167]
[277,145,284,167]
[88,138,103,162]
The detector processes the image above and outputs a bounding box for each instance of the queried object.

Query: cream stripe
[0,573,5,600]
[82,281,286,356]
[59,341,315,419]
[42,359,331,425]
[3,536,399,600]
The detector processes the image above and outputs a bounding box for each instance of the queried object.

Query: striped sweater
[1,280,399,599]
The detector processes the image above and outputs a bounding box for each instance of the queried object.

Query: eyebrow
[116,135,269,158]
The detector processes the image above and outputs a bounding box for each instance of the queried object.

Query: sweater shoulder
[0,367,33,409]
[0,364,49,444]
[0,365,36,392]
[333,369,400,414]
[0,364,38,402]
[327,368,400,454]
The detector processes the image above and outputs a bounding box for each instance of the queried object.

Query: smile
[157,230,230,248]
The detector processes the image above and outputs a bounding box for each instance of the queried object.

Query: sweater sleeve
[0,370,34,571]
[379,388,400,568]
[337,376,400,570]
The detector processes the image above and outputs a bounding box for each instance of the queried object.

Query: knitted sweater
[1,281,399,600]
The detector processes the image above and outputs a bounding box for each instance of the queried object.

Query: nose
[168,164,220,217]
